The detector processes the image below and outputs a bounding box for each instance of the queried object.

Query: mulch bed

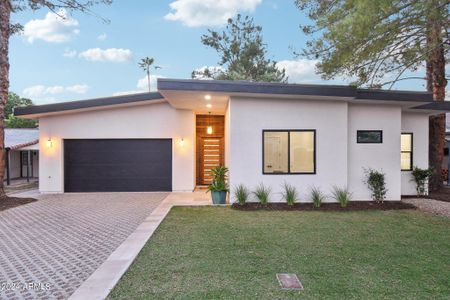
[425,189,450,203]
[0,197,37,212]
[232,201,415,211]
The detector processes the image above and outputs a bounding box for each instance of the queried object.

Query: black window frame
[401,132,413,171]
[262,129,316,175]
[357,130,383,144]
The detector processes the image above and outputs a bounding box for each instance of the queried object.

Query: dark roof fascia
[412,101,450,111]
[14,92,164,116]
[158,78,357,98]
[356,89,433,102]
[159,78,434,102]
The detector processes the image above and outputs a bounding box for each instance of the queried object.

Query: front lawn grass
[109,207,450,299]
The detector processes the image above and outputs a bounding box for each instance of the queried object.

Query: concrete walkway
[69,191,211,300]
[0,192,167,300]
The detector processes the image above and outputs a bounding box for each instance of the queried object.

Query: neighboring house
[14,79,450,202]
[4,128,39,185]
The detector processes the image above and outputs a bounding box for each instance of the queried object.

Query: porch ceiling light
[204,94,211,100]
[206,103,212,108]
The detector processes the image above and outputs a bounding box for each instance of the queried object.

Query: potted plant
[207,166,229,204]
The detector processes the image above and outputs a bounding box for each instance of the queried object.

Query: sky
[9,0,436,105]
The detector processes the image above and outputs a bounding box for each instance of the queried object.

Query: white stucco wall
[228,97,348,203]
[224,100,231,168]
[401,112,429,195]
[38,102,195,193]
[347,104,402,200]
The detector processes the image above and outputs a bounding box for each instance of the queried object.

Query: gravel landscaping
[402,198,450,217]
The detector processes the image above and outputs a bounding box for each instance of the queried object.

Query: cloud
[277,59,351,84]
[276,59,322,84]
[23,84,89,98]
[97,33,107,41]
[23,9,79,43]
[113,75,164,95]
[164,0,262,27]
[22,85,47,98]
[63,48,77,58]
[137,75,165,92]
[78,48,133,62]
[66,84,89,94]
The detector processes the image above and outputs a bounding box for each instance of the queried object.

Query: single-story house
[4,128,39,185]
[14,79,450,202]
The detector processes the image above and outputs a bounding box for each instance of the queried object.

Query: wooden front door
[196,114,225,185]
[199,137,224,185]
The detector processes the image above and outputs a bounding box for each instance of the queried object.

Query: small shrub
[331,186,352,208]
[411,166,433,196]
[281,182,298,205]
[364,168,387,203]
[253,183,271,205]
[233,184,249,205]
[310,186,326,208]
[207,166,229,193]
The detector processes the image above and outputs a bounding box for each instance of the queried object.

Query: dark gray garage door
[64,139,172,192]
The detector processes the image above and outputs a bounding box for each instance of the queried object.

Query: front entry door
[199,137,224,185]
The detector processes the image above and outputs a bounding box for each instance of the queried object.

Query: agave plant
[207,166,229,192]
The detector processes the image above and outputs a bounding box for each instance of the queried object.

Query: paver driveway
[0,192,168,300]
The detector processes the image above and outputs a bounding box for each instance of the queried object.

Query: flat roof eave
[14,92,165,118]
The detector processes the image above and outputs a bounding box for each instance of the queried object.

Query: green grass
[109,207,450,300]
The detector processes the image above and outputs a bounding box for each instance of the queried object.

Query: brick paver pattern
[0,193,168,300]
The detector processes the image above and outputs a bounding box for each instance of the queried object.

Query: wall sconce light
[46,138,53,148]
[204,94,211,100]
[179,138,185,146]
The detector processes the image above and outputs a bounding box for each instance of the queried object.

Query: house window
[357,130,383,143]
[263,130,315,174]
[401,133,413,171]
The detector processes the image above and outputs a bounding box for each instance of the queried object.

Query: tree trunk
[0,1,11,198]
[147,69,151,92]
[427,5,448,191]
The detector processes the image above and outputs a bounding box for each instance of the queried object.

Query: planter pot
[211,190,227,205]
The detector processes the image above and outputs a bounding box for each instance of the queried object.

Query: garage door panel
[66,152,170,165]
[64,139,172,192]
[65,178,171,192]
[67,163,170,179]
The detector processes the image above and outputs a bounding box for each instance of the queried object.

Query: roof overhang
[13,78,447,118]
[14,92,165,119]
[158,78,356,114]
[6,139,39,151]
[158,78,439,114]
